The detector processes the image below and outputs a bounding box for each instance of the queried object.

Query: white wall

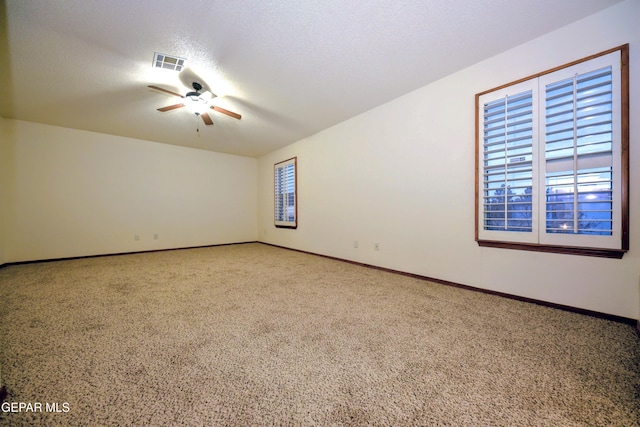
[258,0,640,319]
[4,120,257,262]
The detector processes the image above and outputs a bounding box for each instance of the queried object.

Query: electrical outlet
[354,240,359,248]
[154,234,158,240]
[134,235,140,241]
[374,243,380,251]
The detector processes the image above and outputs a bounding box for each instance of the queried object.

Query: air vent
[153,53,186,71]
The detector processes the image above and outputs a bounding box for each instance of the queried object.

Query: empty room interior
[1,0,639,425]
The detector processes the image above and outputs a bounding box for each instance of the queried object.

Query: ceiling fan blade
[201,112,214,126]
[211,105,241,120]
[157,103,185,112]
[148,85,184,98]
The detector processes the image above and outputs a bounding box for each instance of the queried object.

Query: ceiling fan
[148,82,241,126]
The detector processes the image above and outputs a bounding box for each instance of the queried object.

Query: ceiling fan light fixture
[184,95,209,114]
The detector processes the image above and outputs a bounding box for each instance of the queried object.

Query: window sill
[477,240,626,259]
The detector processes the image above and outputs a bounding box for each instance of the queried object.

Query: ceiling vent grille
[153,53,186,71]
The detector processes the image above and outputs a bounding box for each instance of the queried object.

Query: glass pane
[545,168,612,235]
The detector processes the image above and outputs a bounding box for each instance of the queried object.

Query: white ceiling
[1,0,623,157]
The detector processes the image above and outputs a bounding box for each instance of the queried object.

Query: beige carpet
[0,243,638,426]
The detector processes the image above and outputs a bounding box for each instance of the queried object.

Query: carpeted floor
[0,243,638,426]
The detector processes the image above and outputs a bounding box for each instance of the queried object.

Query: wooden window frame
[274,157,298,229]
[475,45,629,259]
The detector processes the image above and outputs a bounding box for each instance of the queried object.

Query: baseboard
[261,242,637,327]
[5,240,637,327]
[1,241,259,267]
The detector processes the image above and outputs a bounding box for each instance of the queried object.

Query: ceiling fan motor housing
[186,82,205,100]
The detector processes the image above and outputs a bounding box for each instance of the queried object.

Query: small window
[475,45,629,258]
[274,157,297,228]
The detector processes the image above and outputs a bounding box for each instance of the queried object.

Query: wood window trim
[477,240,626,259]
[475,44,629,259]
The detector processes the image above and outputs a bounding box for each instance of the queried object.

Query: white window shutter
[539,51,621,249]
[478,80,539,244]
[274,158,297,228]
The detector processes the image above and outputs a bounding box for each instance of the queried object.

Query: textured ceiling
[0,0,623,157]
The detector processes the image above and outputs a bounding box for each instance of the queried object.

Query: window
[274,157,297,228]
[475,45,629,258]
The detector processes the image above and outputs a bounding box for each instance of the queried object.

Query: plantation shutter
[478,80,538,243]
[476,46,627,256]
[274,158,297,228]
[539,51,621,248]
